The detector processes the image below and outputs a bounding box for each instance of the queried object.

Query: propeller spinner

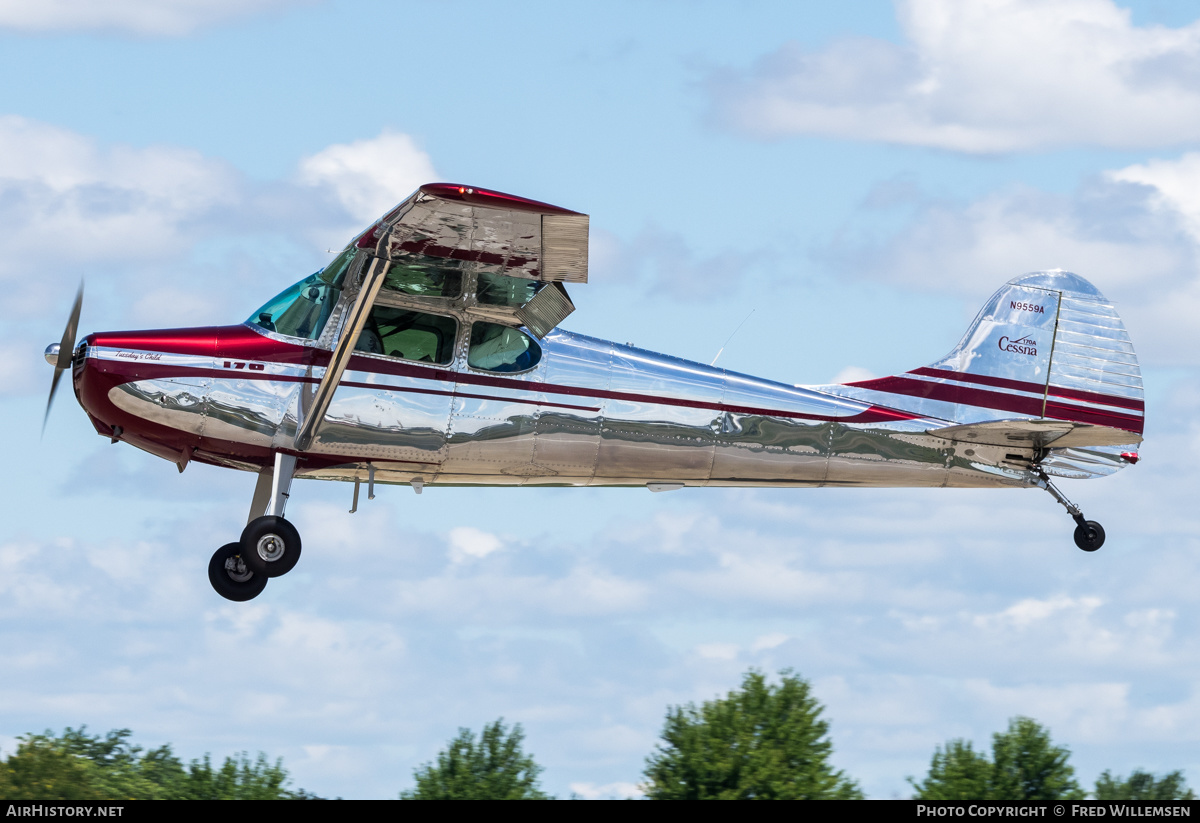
[43,282,83,433]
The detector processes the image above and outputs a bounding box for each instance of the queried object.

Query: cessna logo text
[1010,301,1045,314]
[999,336,1037,356]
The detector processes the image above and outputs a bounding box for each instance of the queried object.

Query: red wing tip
[1120,451,1140,464]
[419,183,583,215]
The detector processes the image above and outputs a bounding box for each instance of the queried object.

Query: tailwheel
[241,515,302,578]
[1073,520,1105,552]
[208,542,268,601]
[1035,469,1105,553]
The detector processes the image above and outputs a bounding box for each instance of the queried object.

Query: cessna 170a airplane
[43,184,1143,601]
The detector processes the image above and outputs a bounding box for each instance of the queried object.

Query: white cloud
[1109,152,1200,241]
[972,595,1103,630]
[0,0,315,36]
[0,339,44,398]
[709,0,1200,152]
[297,130,437,225]
[831,159,1200,366]
[588,226,773,302]
[0,115,241,269]
[963,679,1131,737]
[695,642,740,660]
[446,526,504,563]
[569,781,644,800]
[750,632,790,652]
[0,118,439,357]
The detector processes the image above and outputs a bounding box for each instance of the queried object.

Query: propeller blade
[43,282,84,434]
[57,283,83,370]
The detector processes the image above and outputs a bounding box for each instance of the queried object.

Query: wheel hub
[256,534,286,563]
[224,555,253,583]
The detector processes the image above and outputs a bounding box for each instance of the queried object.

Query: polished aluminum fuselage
[74,269,1141,491]
[75,322,1039,493]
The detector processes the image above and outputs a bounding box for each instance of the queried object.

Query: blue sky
[2,0,1199,799]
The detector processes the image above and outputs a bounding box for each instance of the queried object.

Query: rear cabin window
[356,308,457,365]
[476,271,543,307]
[467,322,541,373]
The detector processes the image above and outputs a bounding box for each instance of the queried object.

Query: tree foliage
[911,717,1083,801]
[0,727,310,800]
[400,719,549,800]
[642,669,862,800]
[1095,769,1194,800]
[908,740,992,801]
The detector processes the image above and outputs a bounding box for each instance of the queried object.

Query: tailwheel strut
[1035,469,1105,552]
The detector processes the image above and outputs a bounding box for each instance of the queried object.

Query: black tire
[208,542,268,601]
[240,516,302,578]
[1073,520,1105,552]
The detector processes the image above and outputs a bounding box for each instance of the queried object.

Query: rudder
[836,270,1143,477]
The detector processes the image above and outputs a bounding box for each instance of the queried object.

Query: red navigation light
[1120,452,1140,464]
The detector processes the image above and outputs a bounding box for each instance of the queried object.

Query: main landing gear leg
[208,452,303,602]
[1035,469,1105,552]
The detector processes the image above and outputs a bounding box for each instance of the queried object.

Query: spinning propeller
[43,282,83,434]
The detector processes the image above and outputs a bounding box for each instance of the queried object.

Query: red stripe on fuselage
[846,374,1143,434]
[906,367,1144,411]
[87,328,920,426]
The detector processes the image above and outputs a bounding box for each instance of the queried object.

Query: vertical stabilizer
[829,271,1143,476]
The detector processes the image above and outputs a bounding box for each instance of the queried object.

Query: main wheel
[1073,520,1105,552]
[240,516,302,578]
[208,542,268,601]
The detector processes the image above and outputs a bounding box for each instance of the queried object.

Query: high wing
[293,183,589,451]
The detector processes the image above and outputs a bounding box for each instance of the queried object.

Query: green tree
[0,727,311,800]
[642,669,862,800]
[174,752,306,800]
[908,740,992,800]
[400,719,549,800]
[989,717,1083,800]
[911,717,1083,801]
[1095,769,1194,800]
[0,728,171,800]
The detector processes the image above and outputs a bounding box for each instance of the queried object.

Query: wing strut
[293,228,394,451]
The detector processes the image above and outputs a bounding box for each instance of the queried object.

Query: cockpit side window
[356,307,457,365]
[467,322,541,373]
[247,247,357,340]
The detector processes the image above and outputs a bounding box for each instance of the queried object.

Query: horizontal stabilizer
[928,419,1143,450]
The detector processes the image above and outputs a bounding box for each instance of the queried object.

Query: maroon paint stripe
[420,183,582,216]
[337,353,920,422]
[905,367,1144,411]
[93,359,600,414]
[906,367,1045,395]
[1046,385,1144,411]
[850,375,1143,434]
[1043,401,1145,433]
[91,326,323,365]
[94,352,919,426]
[95,331,921,423]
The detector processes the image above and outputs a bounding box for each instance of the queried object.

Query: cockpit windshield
[248,247,356,340]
